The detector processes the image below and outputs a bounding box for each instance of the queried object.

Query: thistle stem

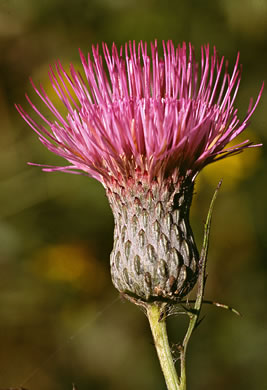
[147,303,181,390]
[179,312,197,390]
[146,182,221,390]
[180,180,222,390]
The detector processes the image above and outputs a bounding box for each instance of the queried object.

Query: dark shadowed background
[0,0,266,389]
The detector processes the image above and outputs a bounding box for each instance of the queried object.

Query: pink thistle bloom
[16,41,263,301]
[16,41,263,185]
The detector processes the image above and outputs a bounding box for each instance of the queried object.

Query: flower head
[16,40,263,187]
[17,41,263,302]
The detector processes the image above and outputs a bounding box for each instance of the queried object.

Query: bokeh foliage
[0,0,266,389]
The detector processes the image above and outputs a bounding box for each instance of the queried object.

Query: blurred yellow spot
[197,129,261,191]
[30,242,108,295]
[30,61,86,115]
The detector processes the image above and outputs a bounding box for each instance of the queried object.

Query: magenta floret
[16,40,263,185]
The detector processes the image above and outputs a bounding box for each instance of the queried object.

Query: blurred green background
[0,0,266,389]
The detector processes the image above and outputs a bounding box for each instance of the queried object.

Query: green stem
[146,183,221,390]
[179,312,197,390]
[180,180,222,390]
[147,303,180,390]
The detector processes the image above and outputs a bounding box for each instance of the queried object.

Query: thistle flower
[16,40,263,302]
